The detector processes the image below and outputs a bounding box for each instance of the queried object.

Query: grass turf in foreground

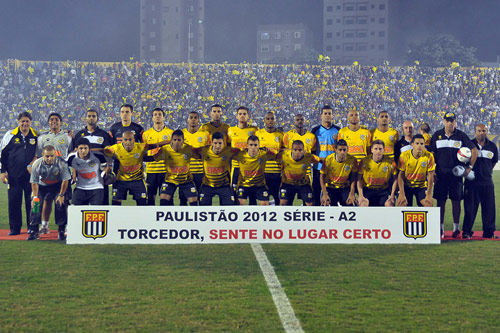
[263,242,500,331]
[0,242,282,332]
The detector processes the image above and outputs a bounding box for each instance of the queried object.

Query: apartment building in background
[257,24,313,63]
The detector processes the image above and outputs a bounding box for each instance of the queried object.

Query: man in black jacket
[0,112,38,235]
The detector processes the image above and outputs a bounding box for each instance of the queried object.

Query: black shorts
[326,187,351,206]
[433,173,463,201]
[280,183,313,204]
[146,173,166,197]
[73,188,104,205]
[363,187,390,207]
[112,180,147,201]
[404,186,426,207]
[237,185,269,201]
[199,185,234,206]
[160,181,198,199]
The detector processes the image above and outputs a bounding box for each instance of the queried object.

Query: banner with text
[67,206,440,244]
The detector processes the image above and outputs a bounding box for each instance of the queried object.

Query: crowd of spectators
[1,59,499,134]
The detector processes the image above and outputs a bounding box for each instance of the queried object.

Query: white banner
[67,206,440,244]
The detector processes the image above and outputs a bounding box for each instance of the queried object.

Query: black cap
[443,112,456,121]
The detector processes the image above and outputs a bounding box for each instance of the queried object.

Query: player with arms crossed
[396,134,435,207]
[320,139,358,206]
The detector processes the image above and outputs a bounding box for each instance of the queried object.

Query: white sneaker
[40,225,50,234]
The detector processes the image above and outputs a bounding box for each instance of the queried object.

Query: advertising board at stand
[67,206,440,244]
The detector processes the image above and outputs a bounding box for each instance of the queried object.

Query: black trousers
[7,177,32,232]
[462,181,496,237]
[31,183,68,227]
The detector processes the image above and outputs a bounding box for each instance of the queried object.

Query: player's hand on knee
[396,196,408,207]
[320,194,330,206]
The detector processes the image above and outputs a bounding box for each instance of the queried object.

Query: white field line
[251,243,304,333]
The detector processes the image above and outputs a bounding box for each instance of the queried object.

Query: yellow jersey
[255,128,283,174]
[104,143,146,181]
[358,156,397,190]
[227,125,259,168]
[321,153,358,189]
[182,128,210,175]
[234,150,268,187]
[142,126,173,173]
[280,152,320,186]
[283,130,316,153]
[370,127,399,159]
[398,149,435,188]
[201,146,235,187]
[338,126,372,162]
[200,122,230,145]
[157,144,195,185]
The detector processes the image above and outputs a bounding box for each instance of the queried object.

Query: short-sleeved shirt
[398,149,435,188]
[30,156,71,186]
[234,150,268,187]
[358,155,397,190]
[109,122,144,144]
[370,127,399,159]
[67,151,106,190]
[183,128,211,175]
[280,152,320,186]
[37,131,72,159]
[201,146,235,187]
[283,130,317,153]
[104,142,146,181]
[142,126,173,173]
[157,144,195,185]
[469,138,498,184]
[71,127,112,153]
[255,129,283,174]
[338,126,372,162]
[321,153,358,189]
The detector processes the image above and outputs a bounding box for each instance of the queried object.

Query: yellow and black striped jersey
[227,125,259,168]
[398,149,435,188]
[370,128,399,159]
[321,153,358,189]
[156,144,194,185]
[234,150,268,187]
[201,146,236,187]
[358,156,396,190]
[104,143,146,181]
[256,128,283,174]
[338,126,372,162]
[200,122,230,145]
[280,152,320,186]
[182,128,210,174]
[283,130,316,153]
[142,126,173,173]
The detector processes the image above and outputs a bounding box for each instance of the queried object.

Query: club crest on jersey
[134,153,140,159]
[383,166,388,172]
[222,155,227,161]
[29,138,36,145]
[487,152,493,158]
[402,211,427,239]
[198,137,203,143]
[389,135,394,141]
[306,139,311,144]
[275,137,280,142]
[302,164,307,170]
[97,137,104,144]
[59,138,66,144]
[344,165,350,171]
[183,154,188,160]
[360,134,366,140]
[89,161,96,167]
[421,161,427,167]
[14,138,20,143]
[163,135,169,140]
[82,210,108,239]
[454,142,461,148]
[258,158,263,164]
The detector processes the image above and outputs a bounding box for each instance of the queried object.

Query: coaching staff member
[430,112,477,238]
[462,124,498,239]
[1,112,38,235]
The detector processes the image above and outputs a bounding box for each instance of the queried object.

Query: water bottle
[33,197,40,214]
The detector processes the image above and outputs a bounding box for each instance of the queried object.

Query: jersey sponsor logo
[348,146,365,154]
[79,171,97,179]
[82,210,108,239]
[170,166,189,173]
[234,142,247,149]
[122,164,140,173]
[243,169,263,177]
[206,166,225,174]
[402,211,427,239]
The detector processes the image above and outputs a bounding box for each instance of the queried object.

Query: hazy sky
[0,0,499,63]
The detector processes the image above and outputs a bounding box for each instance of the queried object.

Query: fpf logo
[82,210,108,239]
[402,211,427,239]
